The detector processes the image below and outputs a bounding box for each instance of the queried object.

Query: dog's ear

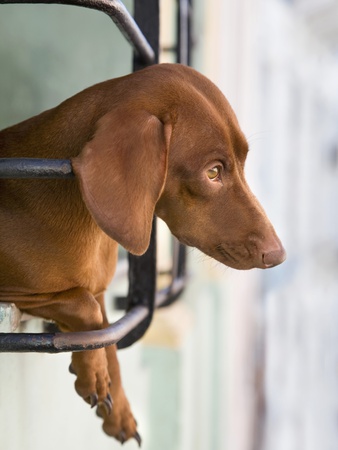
[72,109,171,255]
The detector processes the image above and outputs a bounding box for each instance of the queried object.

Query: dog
[0,63,286,444]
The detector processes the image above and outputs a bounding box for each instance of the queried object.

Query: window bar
[117,0,160,349]
[177,0,191,66]
[0,305,149,353]
[0,158,74,179]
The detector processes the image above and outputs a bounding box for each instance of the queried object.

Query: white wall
[256,2,338,450]
[194,1,338,450]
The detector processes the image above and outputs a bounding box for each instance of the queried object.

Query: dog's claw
[95,407,103,418]
[88,393,98,408]
[134,431,142,447]
[118,431,126,444]
[100,394,113,416]
[68,364,76,375]
[96,393,113,417]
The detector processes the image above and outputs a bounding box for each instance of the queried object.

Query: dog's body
[0,63,285,443]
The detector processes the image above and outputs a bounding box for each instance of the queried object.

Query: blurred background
[1,0,338,449]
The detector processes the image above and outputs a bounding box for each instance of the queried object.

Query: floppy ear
[72,109,171,255]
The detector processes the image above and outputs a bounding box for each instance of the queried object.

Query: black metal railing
[0,0,192,352]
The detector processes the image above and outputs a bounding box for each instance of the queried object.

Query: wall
[256,2,338,449]
[193,1,338,450]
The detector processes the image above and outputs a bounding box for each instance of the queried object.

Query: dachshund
[0,63,286,444]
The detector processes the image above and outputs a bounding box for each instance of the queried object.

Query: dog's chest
[0,179,118,297]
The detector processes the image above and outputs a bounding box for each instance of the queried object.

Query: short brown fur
[0,64,285,443]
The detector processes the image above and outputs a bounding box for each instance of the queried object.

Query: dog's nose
[262,246,287,268]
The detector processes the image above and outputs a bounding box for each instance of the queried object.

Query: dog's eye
[206,166,220,180]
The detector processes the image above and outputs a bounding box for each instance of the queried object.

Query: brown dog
[0,63,285,444]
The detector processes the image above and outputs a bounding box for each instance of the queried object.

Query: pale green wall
[0,2,133,129]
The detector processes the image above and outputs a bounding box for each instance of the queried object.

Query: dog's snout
[262,246,287,268]
[247,232,286,269]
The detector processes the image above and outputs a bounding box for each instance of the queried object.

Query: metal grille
[0,0,192,352]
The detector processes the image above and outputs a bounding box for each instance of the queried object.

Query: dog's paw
[70,346,140,445]
[70,348,112,407]
[96,388,141,446]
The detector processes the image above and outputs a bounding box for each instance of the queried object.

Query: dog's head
[73,64,286,270]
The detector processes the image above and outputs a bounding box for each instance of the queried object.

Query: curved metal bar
[0,158,74,179]
[0,0,155,65]
[0,278,186,353]
[155,276,186,309]
[0,158,186,351]
[0,305,149,353]
[117,218,157,349]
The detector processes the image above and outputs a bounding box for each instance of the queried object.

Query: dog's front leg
[94,294,140,445]
[16,288,139,444]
